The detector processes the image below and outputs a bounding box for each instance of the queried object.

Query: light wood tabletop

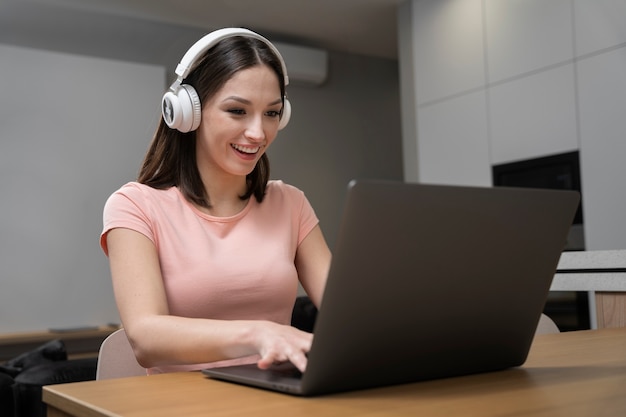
[43,327,626,417]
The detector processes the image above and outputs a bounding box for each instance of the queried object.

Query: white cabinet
[401,0,626,250]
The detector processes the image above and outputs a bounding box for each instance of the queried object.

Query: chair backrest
[535,313,560,335]
[96,328,146,380]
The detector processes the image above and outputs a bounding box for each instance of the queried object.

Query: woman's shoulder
[265,180,309,203]
[266,180,305,196]
[263,180,318,233]
[107,182,181,208]
[263,180,314,214]
[114,181,174,196]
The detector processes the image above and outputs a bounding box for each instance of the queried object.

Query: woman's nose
[244,115,265,142]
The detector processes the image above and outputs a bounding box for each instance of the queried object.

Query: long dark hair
[137,36,287,208]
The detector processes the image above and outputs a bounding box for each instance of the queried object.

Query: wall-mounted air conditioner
[274,42,328,86]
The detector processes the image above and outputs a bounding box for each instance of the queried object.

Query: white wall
[399,0,626,250]
[0,45,165,332]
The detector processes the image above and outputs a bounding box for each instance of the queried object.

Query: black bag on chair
[0,339,97,417]
[0,372,15,417]
[0,339,67,378]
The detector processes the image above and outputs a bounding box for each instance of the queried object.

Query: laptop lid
[204,180,580,396]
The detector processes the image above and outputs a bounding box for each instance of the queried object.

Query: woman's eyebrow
[223,96,283,106]
[223,96,250,105]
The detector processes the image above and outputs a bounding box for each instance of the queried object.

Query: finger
[257,357,272,370]
[257,355,276,369]
[257,350,286,370]
[283,344,310,373]
[289,352,308,373]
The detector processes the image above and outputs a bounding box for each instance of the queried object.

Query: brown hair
[138,36,287,208]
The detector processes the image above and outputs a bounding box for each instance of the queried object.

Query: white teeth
[231,144,260,154]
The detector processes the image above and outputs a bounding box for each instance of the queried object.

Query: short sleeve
[295,189,319,246]
[100,183,156,256]
[267,181,319,246]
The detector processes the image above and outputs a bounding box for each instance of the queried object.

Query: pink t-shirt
[100,180,319,373]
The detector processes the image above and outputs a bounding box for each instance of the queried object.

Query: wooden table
[43,328,626,417]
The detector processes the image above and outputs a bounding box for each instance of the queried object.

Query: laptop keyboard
[269,362,303,378]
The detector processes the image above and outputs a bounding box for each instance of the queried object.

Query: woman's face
[195,64,283,180]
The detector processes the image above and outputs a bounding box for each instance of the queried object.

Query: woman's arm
[294,224,332,308]
[106,227,313,372]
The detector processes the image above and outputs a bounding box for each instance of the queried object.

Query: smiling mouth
[231,144,261,155]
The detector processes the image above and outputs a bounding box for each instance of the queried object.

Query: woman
[100,28,331,374]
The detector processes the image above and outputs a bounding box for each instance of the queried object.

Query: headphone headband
[174,28,289,86]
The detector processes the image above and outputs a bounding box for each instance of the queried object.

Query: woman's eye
[266,110,281,118]
[228,108,246,115]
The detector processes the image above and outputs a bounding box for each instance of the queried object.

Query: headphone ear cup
[278,98,291,130]
[161,84,202,133]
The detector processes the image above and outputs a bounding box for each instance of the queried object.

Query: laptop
[203,180,580,396]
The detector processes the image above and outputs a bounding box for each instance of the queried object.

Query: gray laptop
[203,180,580,396]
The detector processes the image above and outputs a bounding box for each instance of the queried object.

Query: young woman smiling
[100,28,331,375]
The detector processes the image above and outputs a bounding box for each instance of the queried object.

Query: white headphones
[162,28,292,133]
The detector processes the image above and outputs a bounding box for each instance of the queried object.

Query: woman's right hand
[253,321,313,373]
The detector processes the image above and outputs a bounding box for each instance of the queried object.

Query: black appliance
[492,151,589,331]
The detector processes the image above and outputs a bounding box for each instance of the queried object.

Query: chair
[535,313,560,335]
[96,329,146,380]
